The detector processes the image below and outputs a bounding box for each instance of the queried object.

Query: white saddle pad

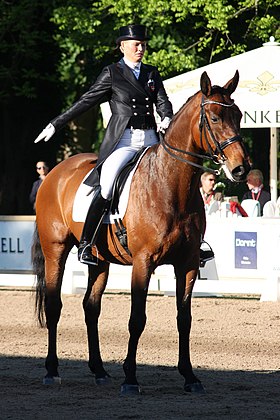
[72,149,148,223]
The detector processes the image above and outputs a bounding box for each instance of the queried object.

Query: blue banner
[235,231,257,269]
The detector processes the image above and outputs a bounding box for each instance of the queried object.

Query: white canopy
[164,37,280,200]
[164,37,280,129]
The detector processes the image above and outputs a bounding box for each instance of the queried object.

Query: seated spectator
[200,171,224,214]
[200,171,217,211]
[242,169,271,216]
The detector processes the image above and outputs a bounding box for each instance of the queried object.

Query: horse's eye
[211,115,219,123]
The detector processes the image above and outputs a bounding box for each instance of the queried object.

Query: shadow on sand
[0,355,279,420]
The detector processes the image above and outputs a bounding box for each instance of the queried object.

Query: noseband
[160,95,245,175]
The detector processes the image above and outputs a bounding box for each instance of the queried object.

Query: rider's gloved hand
[34,123,55,143]
[158,117,171,134]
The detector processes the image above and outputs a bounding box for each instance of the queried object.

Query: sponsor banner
[0,217,35,272]
[235,231,257,269]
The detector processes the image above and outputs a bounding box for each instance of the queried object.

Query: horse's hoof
[95,375,112,386]
[120,383,141,396]
[43,376,61,385]
[184,382,205,394]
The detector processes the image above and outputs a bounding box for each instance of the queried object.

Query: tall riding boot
[78,188,109,265]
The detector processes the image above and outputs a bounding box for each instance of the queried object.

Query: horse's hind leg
[43,242,72,384]
[83,260,111,384]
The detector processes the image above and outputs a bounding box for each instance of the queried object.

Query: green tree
[0,0,63,214]
[52,0,280,80]
[1,0,279,213]
[51,0,279,146]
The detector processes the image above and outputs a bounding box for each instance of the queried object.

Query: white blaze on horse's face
[221,163,236,182]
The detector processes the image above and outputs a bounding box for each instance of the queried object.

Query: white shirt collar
[123,57,141,70]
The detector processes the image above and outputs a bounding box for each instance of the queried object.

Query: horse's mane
[172,92,199,122]
[167,91,198,130]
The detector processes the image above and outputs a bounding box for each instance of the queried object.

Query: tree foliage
[52,0,280,83]
[0,0,279,213]
[0,0,62,214]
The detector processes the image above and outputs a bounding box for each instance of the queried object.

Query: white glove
[34,123,55,143]
[158,117,171,133]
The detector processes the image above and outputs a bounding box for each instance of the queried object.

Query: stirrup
[200,240,214,267]
[79,244,99,266]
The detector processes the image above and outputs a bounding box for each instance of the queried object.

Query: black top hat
[116,24,149,45]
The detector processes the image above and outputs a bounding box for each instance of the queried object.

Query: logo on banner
[235,231,257,269]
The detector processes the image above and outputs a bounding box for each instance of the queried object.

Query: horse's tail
[31,223,46,327]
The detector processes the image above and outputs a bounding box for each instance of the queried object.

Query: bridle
[160,95,245,175]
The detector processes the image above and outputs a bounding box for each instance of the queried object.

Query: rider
[34,24,214,267]
[34,24,173,265]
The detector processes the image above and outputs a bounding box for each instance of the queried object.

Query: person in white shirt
[200,171,217,211]
[242,169,271,216]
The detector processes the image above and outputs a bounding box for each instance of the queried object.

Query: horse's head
[197,70,251,182]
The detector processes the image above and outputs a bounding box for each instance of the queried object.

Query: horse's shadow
[1,355,279,419]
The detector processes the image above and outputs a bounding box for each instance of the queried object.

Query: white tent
[163,37,280,200]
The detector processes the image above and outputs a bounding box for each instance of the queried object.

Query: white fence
[0,216,280,301]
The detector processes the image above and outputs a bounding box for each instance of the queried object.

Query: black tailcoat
[50,59,173,186]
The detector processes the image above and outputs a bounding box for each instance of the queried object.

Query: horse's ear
[223,70,239,95]
[200,71,212,97]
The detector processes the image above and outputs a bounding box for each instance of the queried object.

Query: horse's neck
[156,142,201,208]
[157,110,203,205]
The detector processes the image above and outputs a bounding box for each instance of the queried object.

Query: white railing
[1,216,280,301]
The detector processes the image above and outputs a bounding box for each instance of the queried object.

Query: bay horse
[32,70,251,394]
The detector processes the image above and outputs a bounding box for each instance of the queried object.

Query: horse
[32,70,251,394]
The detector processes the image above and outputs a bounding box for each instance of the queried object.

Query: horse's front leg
[122,259,151,395]
[174,265,205,393]
[83,261,111,385]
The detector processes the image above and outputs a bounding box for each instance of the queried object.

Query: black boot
[200,240,215,267]
[78,188,109,266]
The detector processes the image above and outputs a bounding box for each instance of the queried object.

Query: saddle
[108,146,149,254]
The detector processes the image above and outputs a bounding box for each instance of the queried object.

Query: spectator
[29,161,49,212]
[242,169,271,216]
[200,171,218,212]
[199,171,218,263]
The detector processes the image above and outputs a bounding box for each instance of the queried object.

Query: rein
[160,134,220,175]
[160,95,243,175]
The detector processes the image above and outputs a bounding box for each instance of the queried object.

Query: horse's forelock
[210,85,230,97]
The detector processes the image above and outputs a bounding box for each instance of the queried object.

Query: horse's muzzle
[231,162,251,182]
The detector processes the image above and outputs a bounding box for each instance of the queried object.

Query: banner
[235,231,257,269]
[0,217,35,272]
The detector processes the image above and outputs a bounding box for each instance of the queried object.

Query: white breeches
[100,128,158,199]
